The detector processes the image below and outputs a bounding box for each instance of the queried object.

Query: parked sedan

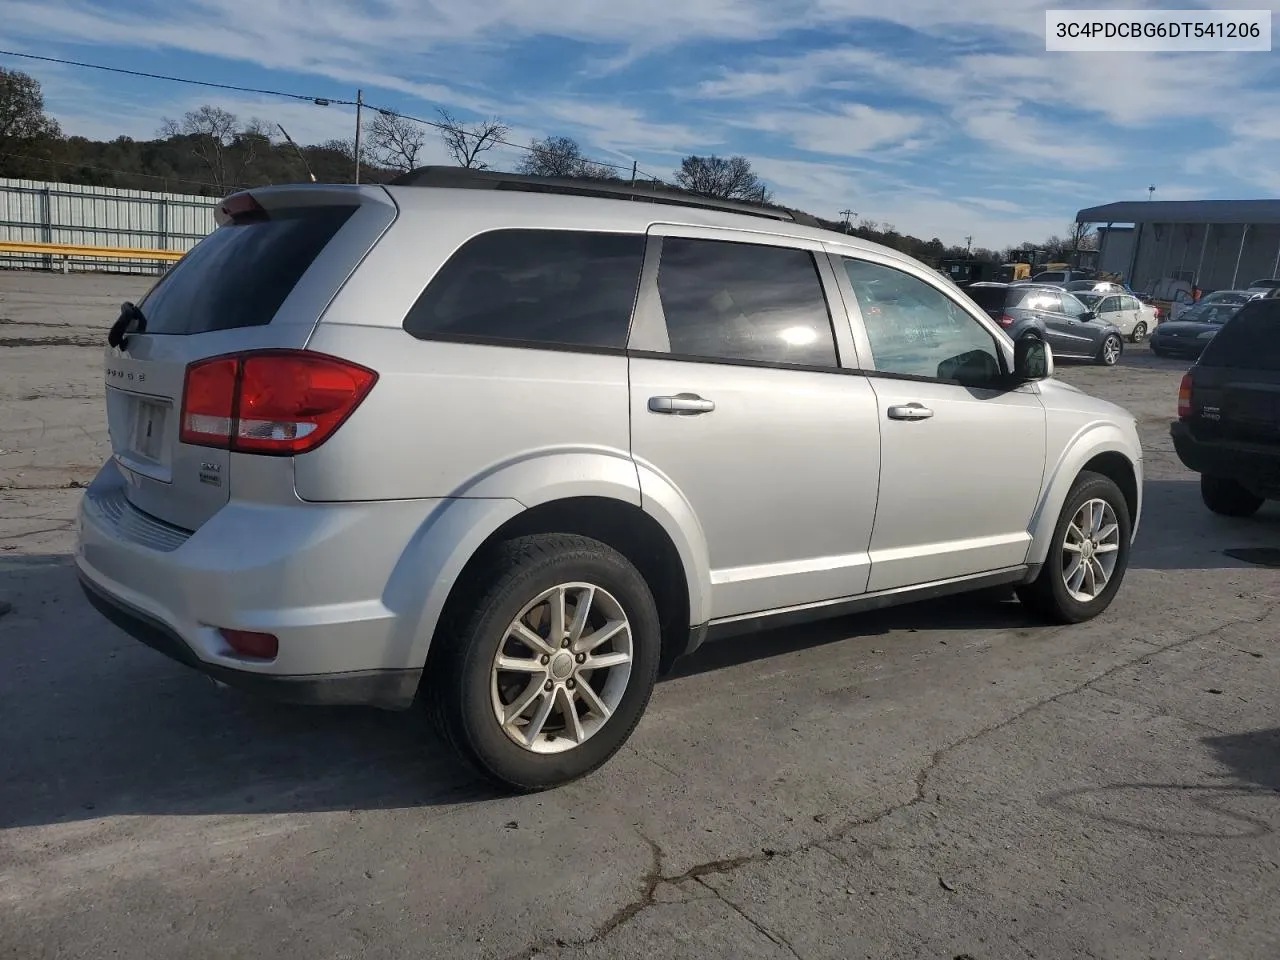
[1074,291,1158,342]
[965,282,1126,365]
[1149,299,1247,359]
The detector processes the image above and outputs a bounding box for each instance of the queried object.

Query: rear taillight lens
[180,350,377,455]
[1177,372,1193,418]
[998,313,1017,328]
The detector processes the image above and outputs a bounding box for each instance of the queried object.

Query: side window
[402,229,645,349]
[1060,295,1087,318]
[1024,290,1062,313]
[1124,296,1141,311]
[1098,296,1120,314]
[653,237,838,367]
[842,258,1003,385]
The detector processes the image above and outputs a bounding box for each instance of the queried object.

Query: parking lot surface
[2,271,1278,960]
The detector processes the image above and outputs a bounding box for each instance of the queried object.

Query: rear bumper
[79,574,421,708]
[1171,420,1280,495]
[75,458,445,708]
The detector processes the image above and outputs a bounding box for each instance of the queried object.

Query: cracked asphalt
[2,271,1279,960]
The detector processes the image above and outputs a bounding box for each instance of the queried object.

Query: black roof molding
[389,165,821,227]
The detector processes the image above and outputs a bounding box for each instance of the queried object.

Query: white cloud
[956,100,1116,168]
[743,103,927,156]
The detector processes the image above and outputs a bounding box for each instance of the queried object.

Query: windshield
[1075,293,1102,307]
[1203,292,1249,305]
[1181,301,1245,325]
[1248,278,1280,289]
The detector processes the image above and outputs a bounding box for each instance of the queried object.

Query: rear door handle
[649,394,715,415]
[887,403,934,421]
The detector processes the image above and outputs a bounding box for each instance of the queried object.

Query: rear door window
[403,228,645,349]
[653,237,838,367]
[964,286,1008,313]
[137,205,357,335]
[1199,301,1280,370]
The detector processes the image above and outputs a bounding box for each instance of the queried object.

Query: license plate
[128,399,168,463]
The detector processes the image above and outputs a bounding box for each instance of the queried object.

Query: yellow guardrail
[0,240,186,263]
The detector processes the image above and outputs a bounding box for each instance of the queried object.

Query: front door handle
[649,394,715,415]
[887,403,934,421]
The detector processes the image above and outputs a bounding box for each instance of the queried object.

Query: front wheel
[428,533,662,791]
[1200,475,1265,518]
[1017,471,1132,624]
[1097,334,1123,366]
[1130,322,1147,343]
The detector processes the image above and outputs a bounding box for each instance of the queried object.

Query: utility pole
[839,209,855,233]
[630,161,637,187]
[965,235,973,254]
[353,89,364,184]
[1148,184,1155,200]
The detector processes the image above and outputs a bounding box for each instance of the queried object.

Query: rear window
[1198,301,1280,370]
[1033,272,1065,283]
[137,205,356,335]
[965,286,1008,311]
[403,229,645,349]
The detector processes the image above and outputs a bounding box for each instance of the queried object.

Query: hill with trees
[1,66,1089,268]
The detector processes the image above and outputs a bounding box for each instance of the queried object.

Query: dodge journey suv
[77,168,1143,790]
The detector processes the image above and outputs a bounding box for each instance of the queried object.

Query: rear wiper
[107,301,147,349]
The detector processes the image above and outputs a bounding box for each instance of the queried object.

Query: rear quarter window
[1198,301,1280,371]
[402,228,645,350]
[137,205,357,335]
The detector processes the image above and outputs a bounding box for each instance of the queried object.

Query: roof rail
[387,166,821,228]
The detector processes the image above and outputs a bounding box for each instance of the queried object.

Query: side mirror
[1013,337,1053,382]
[1082,310,1098,321]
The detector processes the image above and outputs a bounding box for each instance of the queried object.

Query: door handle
[649,394,715,415]
[887,403,934,421]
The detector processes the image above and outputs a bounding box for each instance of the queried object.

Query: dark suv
[964,282,1125,366]
[1171,299,1280,517]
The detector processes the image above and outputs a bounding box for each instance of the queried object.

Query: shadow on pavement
[1203,728,1280,793]
[1130,479,1280,571]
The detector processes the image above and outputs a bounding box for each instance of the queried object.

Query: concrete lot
[2,270,1278,960]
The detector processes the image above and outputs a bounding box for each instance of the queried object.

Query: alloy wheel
[490,582,633,754]
[1102,336,1121,365]
[1061,498,1121,602]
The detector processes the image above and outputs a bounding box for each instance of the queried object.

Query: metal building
[0,177,216,274]
[1075,199,1280,292]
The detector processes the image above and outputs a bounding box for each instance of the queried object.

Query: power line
[0,49,355,106]
[1,47,671,183]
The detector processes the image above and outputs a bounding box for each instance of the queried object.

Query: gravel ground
[2,270,1278,960]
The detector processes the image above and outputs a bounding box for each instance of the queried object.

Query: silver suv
[76,169,1143,790]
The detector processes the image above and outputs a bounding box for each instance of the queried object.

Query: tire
[1130,322,1147,343]
[427,533,661,792]
[1200,475,1265,518]
[1097,334,1123,366]
[1016,471,1132,624]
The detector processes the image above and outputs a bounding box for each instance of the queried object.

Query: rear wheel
[1200,475,1265,518]
[1097,334,1123,366]
[428,533,661,791]
[1017,471,1132,624]
[1130,322,1147,343]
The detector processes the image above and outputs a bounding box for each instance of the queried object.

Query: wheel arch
[384,450,712,677]
[1026,428,1141,566]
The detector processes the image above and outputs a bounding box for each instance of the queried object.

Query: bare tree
[674,155,770,202]
[367,110,426,174]
[158,105,265,193]
[1068,220,1097,251]
[436,107,508,169]
[518,135,590,177]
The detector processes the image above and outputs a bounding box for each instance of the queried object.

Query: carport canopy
[1074,199,1280,291]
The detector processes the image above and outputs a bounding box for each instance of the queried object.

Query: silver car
[76,170,1144,790]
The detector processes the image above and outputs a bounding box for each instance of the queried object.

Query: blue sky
[4,0,1279,248]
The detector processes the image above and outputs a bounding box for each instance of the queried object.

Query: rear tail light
[180,350,377,455]
[217,192,269,225]
[220,629,278,660]
[1177,372,1193,418]
[998,313,1017,328]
